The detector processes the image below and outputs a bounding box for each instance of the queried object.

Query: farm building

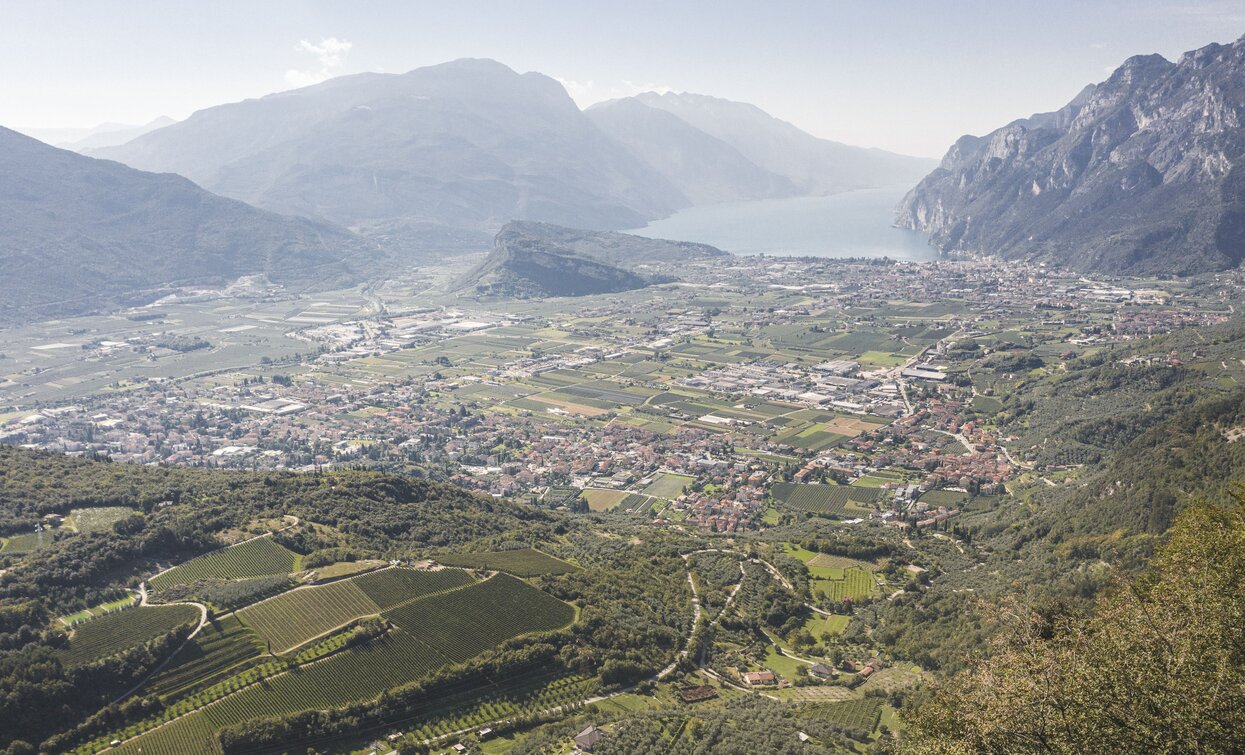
[574,724,606,752]
[809,663,835,679]
[742,670,776,686]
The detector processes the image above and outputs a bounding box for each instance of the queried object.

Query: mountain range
[90,59,932,252]
[18,117,177,152]
[456,220,727,297]
[0,126,381,324]
[898,35,1245,275]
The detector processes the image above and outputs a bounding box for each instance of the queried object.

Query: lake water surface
[630,186,937,260]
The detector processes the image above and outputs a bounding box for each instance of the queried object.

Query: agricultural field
[807,553,878,571]
[857,663,927,694]
[237,579,380,653]
[581,487,630,512]
[772,685,857,703]
[306,559,386,581]
[806,697,883,733]
[146,615,264,698]
[918,489,969,507]
[240,568,478,652]
[106,576,574,755]
[67,506,137,532]
[0,529,57,553]
[434,548,576,576]
[383,574,575,663]
[59,594,139,626]
[61,605,199,667]
[771,482,874,517]
[801,612,851,638]
[642,472,695,500]
[351,566,476,608]
[150,537,299,590]
[811,568,877,602]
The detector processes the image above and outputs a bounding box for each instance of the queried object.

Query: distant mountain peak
[897,34,1245,275]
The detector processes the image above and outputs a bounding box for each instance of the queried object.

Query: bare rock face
[898,36,1245,275]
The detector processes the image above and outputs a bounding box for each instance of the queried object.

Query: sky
[3,0,1243,157]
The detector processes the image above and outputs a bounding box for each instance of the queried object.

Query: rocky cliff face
[898,36,1245,275]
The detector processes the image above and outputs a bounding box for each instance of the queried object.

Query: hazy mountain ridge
[897,35,1245,275]
[91,59,690,250]
[457,220,726,297]
[586,98,800,204]
[0,126,382,324]
[91,60,936,255]
[17,117,176,152]
[622,91,937,194]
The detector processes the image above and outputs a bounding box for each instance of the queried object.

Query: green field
[918,489,969,507]
[239,568,478,652]
[807,697,883,734]
[146,615,264,698]
[351,566,476,608]
[811,567,876,602]
[150,537,299,590]
[69,506,137,533]
[581,488,630,512]
[238,579,380,653]
[0,530,56,553]
[800,612,851,639]
[434,548,576,576]
[383,574,576,662]
[62,605,199,667]
[641,473,695,500]
[771,482,872,517]
[106,576,574,755]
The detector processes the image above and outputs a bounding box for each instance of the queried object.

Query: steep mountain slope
[586,98,797,204]
[457,220,726,297]
[0,126,381,324]
[897,36,1245,275]
[91,59,688,247]
[627,91,936,194]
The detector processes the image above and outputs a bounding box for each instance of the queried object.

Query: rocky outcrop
[898,36,1245,275]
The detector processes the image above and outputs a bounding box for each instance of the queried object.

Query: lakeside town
[2,254,1237,534]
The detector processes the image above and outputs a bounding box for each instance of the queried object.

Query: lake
[629,186,938,260]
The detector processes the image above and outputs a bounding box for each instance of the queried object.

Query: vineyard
[351,566,475,608]
[238,579,379,652]
[150,537,298,590]
[98,576,575,754]
[146,615,264,698]
[771,482,853,516]
[806,697,883,734]
[61,604,198,667]
[237,567,480,652]
[434,548,577,576]
[811,567,876,602]
[383,573,575,662]
[406,674,597,746]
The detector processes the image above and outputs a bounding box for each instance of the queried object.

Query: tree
[901,495,1245,754]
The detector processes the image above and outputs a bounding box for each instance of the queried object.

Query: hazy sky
[3,0,1243,156]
